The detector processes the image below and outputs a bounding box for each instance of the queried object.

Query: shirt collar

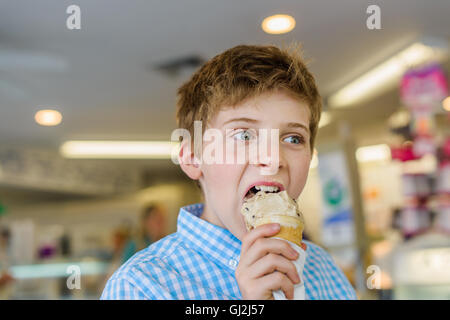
[177,203,242,273]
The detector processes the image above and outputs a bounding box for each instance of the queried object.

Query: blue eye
[284,135,304,145]
[233,130,255,141]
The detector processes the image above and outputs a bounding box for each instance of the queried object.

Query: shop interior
[0,0,449,300]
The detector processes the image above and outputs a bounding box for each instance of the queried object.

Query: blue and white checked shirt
[101,203,357,300]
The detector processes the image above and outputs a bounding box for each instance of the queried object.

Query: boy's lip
[242,181,285,200]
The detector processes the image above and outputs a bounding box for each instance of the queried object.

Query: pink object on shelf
[390,145,420,162]
[401,63,448,108]
[443,138,450,157]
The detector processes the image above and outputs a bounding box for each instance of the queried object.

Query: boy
[101,44,357,300]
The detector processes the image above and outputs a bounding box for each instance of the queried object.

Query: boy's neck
[199,202,225,229]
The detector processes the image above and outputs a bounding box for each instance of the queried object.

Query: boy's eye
[233,129,256,141]
[283,135,304,145]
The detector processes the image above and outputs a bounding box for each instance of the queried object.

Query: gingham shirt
[101,203,357,300]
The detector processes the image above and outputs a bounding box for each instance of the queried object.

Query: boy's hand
[235,223,301,300]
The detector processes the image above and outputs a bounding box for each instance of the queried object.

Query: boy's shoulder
[101,233,184,299]
[101,229,240,300]
[110,233,181,280]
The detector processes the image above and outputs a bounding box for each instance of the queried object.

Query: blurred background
[0,0,449,300]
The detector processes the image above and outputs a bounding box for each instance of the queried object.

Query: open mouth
[244,185,282,201]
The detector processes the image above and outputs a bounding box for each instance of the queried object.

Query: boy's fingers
[251,253,300,285]
[241,237,298,268]
[260,271,295,300]
[241,223,280,254]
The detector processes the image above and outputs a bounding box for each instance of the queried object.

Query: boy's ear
[178,141,202,181]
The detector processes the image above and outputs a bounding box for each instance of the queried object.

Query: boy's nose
[253,135,286,175]
[257,151,286,175]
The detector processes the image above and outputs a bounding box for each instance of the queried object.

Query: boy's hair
[176,43,322,152]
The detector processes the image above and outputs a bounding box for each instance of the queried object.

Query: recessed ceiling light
[262,14,296,34]
[35,109,62,126]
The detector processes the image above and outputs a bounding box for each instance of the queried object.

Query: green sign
[324,178,344,207]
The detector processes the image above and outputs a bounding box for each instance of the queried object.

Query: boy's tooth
[254,185,279,192]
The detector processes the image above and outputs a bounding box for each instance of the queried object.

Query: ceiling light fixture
[262,14,296,34]
[60,141,180,159]
[328,38,449,109]
[35,109,62,126]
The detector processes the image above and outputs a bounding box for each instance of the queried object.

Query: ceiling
[0,0,449,159]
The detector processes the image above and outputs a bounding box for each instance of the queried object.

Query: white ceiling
[0,0,449,151]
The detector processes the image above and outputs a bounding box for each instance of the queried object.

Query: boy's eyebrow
[221,117,259,126]
[286,122,310,134]
[222,117,309,133]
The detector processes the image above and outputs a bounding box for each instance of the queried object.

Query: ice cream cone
[241,189,308,300]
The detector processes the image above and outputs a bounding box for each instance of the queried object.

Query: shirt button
[228,259,238,268]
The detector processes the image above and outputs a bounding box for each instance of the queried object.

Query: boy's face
[181,90,312,240]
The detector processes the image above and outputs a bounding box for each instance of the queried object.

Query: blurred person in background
[102,219,134,291]
[112,221,133,261]
[102,203,168,291]
[121,203,167,264]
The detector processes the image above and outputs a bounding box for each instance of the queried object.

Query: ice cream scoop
[241,190,305,247]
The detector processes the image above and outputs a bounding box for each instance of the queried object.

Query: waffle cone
[252,215,304,247]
